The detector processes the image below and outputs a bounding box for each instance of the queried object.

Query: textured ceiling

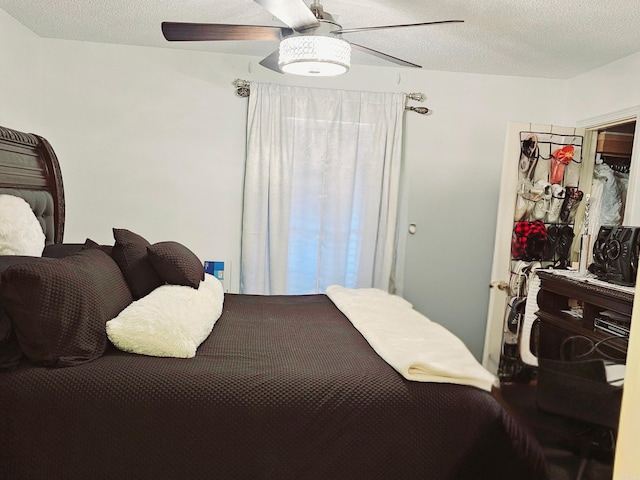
[2,0,640,79]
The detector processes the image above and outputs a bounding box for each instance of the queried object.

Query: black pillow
[0,256,41,370]
[0,310,22,371]
[82,238,114,256]
[111,228,162,299]
[0,255,40,274]
[147,241,204,289]
[42,243,84,258]
[0,249,133,367]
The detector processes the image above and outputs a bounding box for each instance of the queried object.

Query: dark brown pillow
[0,249,133,367]
[42,243,84,258]
[111,228,162,299]
[82,238,113,256]
[0,310,22,371]
[0,255,43,369]
[147,241,204,289]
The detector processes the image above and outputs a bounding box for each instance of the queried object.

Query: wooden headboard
[0,125,65,244]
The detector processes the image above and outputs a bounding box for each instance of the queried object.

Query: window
[240,83,405,295]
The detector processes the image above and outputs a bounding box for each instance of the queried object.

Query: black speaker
[592,226,640,286]
[591,226,614,273]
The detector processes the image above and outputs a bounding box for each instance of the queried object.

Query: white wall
[565,51,640,122]
[39,41,250,292]
[0,9,42,132]
[399,71,563,357]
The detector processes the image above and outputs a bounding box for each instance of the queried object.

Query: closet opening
[590,120,635,229]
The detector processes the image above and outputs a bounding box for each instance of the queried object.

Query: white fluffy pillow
[0,194,46,256]
[106,273,224,358]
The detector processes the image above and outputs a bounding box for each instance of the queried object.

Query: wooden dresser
[535,270,633,362]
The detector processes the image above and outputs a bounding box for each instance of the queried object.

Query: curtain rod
[232,79,429,115]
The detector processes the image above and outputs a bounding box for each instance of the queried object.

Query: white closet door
[482,122,586,374]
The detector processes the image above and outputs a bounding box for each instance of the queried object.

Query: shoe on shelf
[546,184,566,223]
[560,186,584,224]
[520,134,539,181]
[531,180,552,221]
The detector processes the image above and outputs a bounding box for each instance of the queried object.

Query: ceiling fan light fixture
[279,36,351,76]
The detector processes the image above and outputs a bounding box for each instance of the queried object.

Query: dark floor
[541,435,614,480]
[499,382,614,480]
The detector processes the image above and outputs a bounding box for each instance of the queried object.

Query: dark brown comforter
[0,293,548,479]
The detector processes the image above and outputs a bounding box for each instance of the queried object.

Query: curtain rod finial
[406,92,425,102]
[233,79,251,98]
[405,106,429,115]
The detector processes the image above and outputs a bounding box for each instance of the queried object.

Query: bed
[0,124,549,480]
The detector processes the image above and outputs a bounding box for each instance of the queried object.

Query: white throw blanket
[326,285,498,392]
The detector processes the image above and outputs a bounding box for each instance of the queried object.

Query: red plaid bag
[511,220,547,261]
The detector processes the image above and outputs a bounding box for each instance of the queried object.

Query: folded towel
[326,285,498,392]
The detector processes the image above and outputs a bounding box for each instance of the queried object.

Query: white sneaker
[531,181,551,221]
[546,184,565,223]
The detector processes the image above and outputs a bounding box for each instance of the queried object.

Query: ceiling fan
[161,0,463,76]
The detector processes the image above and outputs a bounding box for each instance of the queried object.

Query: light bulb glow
[279,36,351,76]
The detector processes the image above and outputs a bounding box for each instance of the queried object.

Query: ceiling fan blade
[259,50,284,73]
[333,19,463,35]
[351,43,422,68]
[253,0,319,32]
[162,22,291,41]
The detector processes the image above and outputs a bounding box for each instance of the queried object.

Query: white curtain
[240,82,406,295]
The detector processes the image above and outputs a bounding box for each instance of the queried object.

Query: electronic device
[591,226,614,273]
[594,317,630,338]
[591,225,640,286]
